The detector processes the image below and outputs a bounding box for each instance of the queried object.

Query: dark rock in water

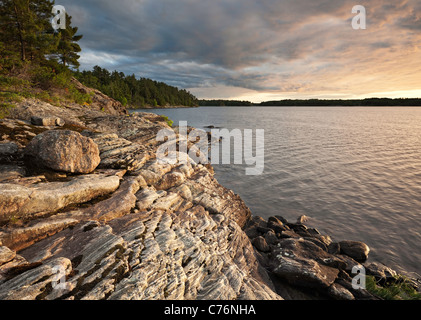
[244,225,260,239]
[328,242,341,255]
[279,230,300,239]
[246,215,383,299]
[297,215,309,224]
[24,130,100,174]
[272,255,339,289]
[339,241,370,262]
[264,230,278,245]
[252,236,270,252]
[267,219,287,234]
[365,262,397,282]
[270,238,342,289]
[305,237,328,252]
[273,215,289,224]
[252,215,268,228]
[334,254,360,273]
[257,226,273,234]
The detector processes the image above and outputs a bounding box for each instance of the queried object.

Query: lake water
[133,106,421,277]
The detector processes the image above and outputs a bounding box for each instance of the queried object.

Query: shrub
[0,103,15,119]
[52,70,73,88]
[67,87,93,105]
[30,66,55,89]
[0,91,24,103]
[160,115,173,127]
[0,75,28,88]
[119,96,128,107]
[366,275,421,300]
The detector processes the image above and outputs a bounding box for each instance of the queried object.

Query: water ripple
[137,106,421,276]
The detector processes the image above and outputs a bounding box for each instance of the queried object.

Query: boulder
[267,218,287,233]
[328,283,355,300]
[24,130,100,174]
[297,215,309,224]
[339,241,370,262]
[264,230,278,245]
[365,262,397,282]
[30,116,65,127]
[0,142,19,162]
[252,236,270,252]
[272,255,339,289]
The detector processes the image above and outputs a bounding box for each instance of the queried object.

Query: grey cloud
[58,0,421,96]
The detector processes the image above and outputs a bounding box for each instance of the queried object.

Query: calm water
[133,106,421,276]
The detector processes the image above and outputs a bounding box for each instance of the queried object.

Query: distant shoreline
[198,105,421,107]
[131,105,199,110]
[198,98,421,107]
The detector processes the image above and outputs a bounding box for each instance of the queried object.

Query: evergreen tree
[28,0,57,61]
[0,0,56,62]
[55,13,82,68]
[74,66,199,108]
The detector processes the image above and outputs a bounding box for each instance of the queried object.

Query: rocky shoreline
[0,84,419,300]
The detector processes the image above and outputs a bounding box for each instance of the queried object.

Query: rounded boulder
[24,130,101,174]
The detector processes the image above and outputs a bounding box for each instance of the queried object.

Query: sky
[58,0,421,102]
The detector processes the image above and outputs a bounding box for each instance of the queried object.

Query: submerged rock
[339,241,370,262]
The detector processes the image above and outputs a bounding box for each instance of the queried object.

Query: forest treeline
[199,99,254,106]
[0,0,198,110]
[199,98,421,107]
[74,67,198,108]
[259,98,421,106]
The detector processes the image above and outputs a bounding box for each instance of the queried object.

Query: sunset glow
[59,0,421,101]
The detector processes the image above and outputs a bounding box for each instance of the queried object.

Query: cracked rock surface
[2,94,418,301]
[0,98,279,300]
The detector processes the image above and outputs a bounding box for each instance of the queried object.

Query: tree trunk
[12,1,26,61]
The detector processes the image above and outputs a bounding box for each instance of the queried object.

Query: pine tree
[55,13,82,68]
[28,0,57,62]
[0,0,30,61]
[0,0,56,62]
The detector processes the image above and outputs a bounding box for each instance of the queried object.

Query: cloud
[58,0,421,100]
